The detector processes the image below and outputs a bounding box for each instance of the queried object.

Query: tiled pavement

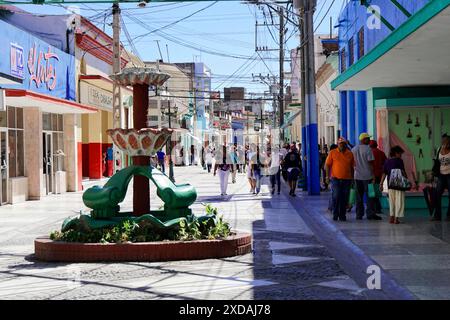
[297,192,450,300]
[0,165,368,300]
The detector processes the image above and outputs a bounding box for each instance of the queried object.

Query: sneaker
[389,216,395,224]
[220,193,224,196]
[368,215,382,221]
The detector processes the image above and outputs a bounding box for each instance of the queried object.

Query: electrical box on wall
[0,89,5,112]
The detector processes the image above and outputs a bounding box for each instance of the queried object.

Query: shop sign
[10,43,24,79]
[27,43,59,91]
[1,20,75,100]
[87,86,112,109]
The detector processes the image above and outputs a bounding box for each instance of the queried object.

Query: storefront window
[43,112,65,172]
[0,111,6,128]
[7,107,25,178]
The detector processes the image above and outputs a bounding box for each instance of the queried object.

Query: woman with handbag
[380,146,411,224]
[432,135,450,221]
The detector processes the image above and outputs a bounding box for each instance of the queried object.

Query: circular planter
[34,232,252,262]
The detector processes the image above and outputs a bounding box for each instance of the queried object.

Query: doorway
[42,132,53,195]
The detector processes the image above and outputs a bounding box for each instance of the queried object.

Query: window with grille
[358,28,365,59]
[340,48,346,73]
[8,106,24,177]
[349,37,354,66]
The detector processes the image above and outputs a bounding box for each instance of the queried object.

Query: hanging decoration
[415,117,420,127]
[395,113,399,125]
[416,135,421,145]
[407,128,412,138]
[407,114,413,124]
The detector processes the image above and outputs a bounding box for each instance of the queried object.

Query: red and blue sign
[1,19,75,101]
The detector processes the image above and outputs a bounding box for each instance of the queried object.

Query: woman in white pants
[214,145,233,196]
[380,146,411,224]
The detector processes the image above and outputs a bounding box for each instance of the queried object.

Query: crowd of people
[152,133,450,224]
[175,142,304,197]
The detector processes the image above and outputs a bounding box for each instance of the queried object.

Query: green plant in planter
[50,203,232,243]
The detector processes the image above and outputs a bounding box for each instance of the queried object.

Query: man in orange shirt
[325,137,355,221]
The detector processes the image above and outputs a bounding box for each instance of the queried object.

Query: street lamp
[161,95,178,183]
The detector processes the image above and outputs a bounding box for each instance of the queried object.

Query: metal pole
[112,2,123,173]
[279,6,285,142]
[303,0,320,195]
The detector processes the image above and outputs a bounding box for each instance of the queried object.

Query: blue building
[332,0,450,209]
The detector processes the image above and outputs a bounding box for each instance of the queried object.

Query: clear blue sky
[17,0,346,94]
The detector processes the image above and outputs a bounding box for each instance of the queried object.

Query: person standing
[380,146,407,224]
[432,135,450,221]
[284,144,302,197]
[156,149,166,174]
[325,137,355,221]
[214,145,233,196]
[369,140,387,214]
[352,133,381,220]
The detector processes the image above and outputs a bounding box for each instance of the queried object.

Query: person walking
[284,144,302,197]
[268,145,283,195]
[380,146,408,224]
[214,145,233,196]
[247,144,256,193]
[250,145,265,195]
[369,140,387,214]
[327,143,338,212]
[156,149,166,174]
[230,145,238,184]
[432,135,450,221]
[190,144,195,166]
[205,147,213,173]
[325,137,355,221]
[352,133,381,220]
[201,146,206,170]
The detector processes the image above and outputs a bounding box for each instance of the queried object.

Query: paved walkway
[0,166,367,300]
[297,191,450,300]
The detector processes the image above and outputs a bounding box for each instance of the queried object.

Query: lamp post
[161,95,178,183]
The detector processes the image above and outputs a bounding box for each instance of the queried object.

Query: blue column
[305,93,320,195]
[348,91,356,145]
[301,125,307,191]
[357,91,367,135]
[340,91,348,139]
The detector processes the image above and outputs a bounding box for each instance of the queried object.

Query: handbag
[388,168,412,191]
[432,147,442,177]
[368,183,376,198]
[348,186,356,205]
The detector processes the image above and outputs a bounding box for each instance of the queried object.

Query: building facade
[332,0,450,209]
[0,16,96,204]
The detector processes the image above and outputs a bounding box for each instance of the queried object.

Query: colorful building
[0,17,96,204]
[331,0,450,209]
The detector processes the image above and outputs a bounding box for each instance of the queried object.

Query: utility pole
[112,3,123,172]
[294,0,320,195]
[278,6,285,143]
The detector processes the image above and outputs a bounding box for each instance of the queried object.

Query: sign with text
[1,20,75,100]
[10,43,24,79]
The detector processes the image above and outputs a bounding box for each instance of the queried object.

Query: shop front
[0,19,97,204]
[79,75,133,180]
[331,0,450,211]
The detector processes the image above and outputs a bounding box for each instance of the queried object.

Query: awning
[5,89,97,114]
[280,109,302,130]
[79,75,133,94]
[331,1,450,91]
